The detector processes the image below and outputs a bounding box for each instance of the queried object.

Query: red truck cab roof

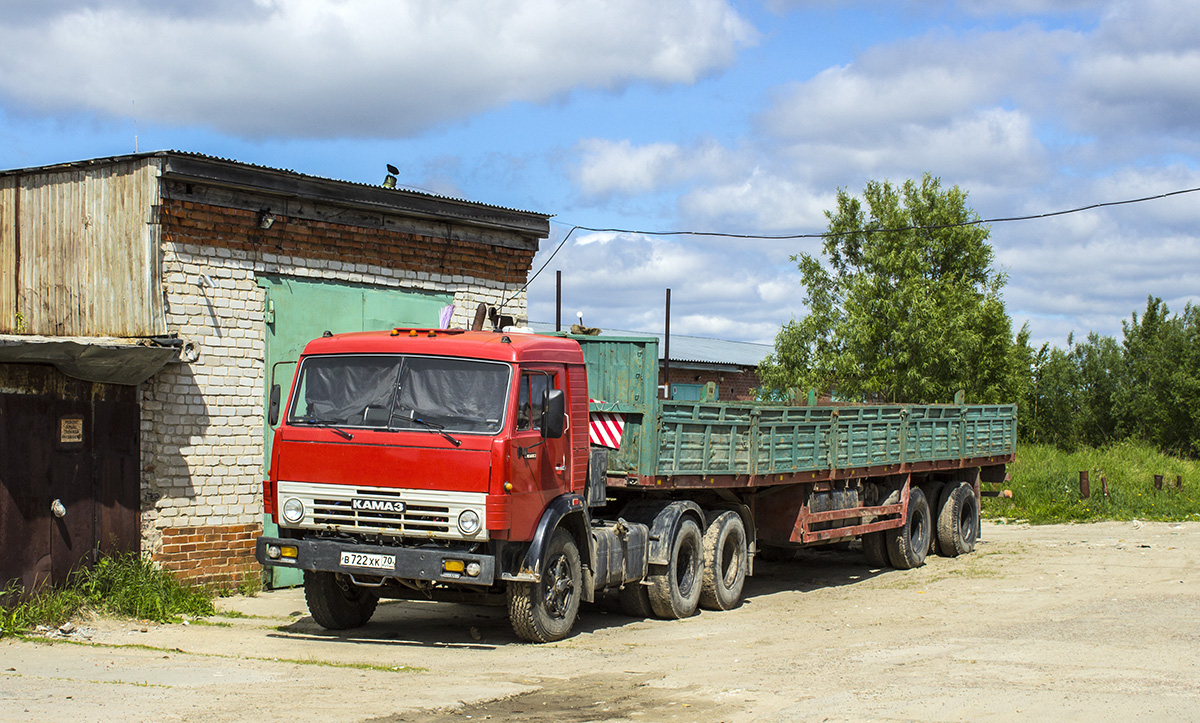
[298,329,585,365]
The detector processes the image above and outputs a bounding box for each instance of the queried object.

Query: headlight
[281,497,305,524]
[457,509,481,535]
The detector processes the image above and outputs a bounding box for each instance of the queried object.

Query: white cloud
[525,230,806,344]
[573,137,743,197]
[0,0,757,138]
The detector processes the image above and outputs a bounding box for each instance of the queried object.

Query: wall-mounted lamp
[383,163,399,188]
[196,273,215,289]
[257,209,276,229]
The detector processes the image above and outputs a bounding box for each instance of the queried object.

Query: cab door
[508,368,569,539]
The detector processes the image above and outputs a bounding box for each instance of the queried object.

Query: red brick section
[158,199,536,287]
[663,367,763,401]
[156,524,260,587]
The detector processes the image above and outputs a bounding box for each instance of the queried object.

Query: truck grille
[276,481,488,541]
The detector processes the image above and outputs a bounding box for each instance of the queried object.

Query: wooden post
[1101,475,1109,499]
[1079,471,1090,499]
[1176,475,1183,490]
[1154,474,1163,491]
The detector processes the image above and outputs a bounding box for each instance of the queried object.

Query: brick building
[0,152,548,589]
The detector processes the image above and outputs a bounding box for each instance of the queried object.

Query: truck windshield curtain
[287,354,510,434]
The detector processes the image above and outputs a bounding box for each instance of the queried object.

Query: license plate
[339,551,395,570]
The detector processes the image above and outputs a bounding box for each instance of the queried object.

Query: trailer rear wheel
[508,529,581,643]
[304,571,378,630]
[861,531,890,568]
[886,486,931,570]
[700,511,748,611]
[648,517,703,619]
[936,483,978,557]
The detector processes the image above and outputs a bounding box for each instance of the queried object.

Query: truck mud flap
[509,494,589,583]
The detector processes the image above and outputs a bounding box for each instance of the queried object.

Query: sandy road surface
[3,521,1199,722]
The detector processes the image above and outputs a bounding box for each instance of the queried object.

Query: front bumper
[256,536,496,587]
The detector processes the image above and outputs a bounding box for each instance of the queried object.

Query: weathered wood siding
[0,159,164,336]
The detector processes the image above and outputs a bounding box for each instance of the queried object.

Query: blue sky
[2,0,1198,348]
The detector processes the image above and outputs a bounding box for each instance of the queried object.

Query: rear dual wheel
[886,486,931,570]
[936,483,979,557]
[700,511,748,611]
[648,517,704,619]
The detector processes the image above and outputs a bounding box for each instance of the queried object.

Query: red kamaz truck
[256,327,1015,642]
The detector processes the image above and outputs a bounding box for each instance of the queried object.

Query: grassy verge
[984,440,1200,524]
[0,553,216,638]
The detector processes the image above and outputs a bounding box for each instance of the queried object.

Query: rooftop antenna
[383,164,398,188]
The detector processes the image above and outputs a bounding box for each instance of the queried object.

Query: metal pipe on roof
[663,288,671,400]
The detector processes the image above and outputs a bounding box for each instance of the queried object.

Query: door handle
[51,499,66,518]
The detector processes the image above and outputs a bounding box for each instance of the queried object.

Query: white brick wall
[140,240,528,552]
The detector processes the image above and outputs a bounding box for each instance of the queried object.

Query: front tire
[699,511,748,611]
[648,517,703,619]
[304,571,378,630]
[886,486,931,570]
[936,483,979,557]
[508,529,581,643]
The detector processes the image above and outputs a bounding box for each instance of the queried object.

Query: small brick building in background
[530,323,770,401]
[0,152,548,589]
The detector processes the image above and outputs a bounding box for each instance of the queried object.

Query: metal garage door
[0,364,139,592]
[257,277,454,586]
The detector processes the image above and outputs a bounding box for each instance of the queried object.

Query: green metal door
[258,277,454,587]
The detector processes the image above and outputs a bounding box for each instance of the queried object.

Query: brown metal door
[0,364,137,591]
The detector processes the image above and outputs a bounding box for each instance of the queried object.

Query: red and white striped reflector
[589,412,625,449]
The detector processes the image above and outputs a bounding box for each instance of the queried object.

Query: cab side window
[516,372,553,431]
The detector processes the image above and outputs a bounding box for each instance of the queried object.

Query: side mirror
[268,384,281,427]
[542,388,566,439]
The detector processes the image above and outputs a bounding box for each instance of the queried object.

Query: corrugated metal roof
[528,322,771,367]
[0,150,551,220]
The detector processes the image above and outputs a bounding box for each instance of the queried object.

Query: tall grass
[0,553,215,638]
[985,440,1200,524]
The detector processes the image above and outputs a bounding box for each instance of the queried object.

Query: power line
[503,183,1200,308]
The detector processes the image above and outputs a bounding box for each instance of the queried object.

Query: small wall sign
[60,416,84,444]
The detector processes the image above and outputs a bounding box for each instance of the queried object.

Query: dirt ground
[3,520,1199,722]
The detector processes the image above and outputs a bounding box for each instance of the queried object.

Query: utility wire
[502,183,1200,308]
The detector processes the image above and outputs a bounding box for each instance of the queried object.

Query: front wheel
[886,486,931,570]
[508,529,581,643]
[304,571,378,630]
[648,517,703,619]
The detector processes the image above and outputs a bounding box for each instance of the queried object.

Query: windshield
[286,354,510,435]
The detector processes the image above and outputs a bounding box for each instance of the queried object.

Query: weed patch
[986,441,1200,524]
[0,553,215,638]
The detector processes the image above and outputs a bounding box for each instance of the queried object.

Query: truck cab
[257,329,596,639]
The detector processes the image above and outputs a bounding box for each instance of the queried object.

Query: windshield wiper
[389,409,461,447]
[294,418,354,440]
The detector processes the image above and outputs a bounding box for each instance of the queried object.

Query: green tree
[759,174,1022,404]
[1115,297,1200,456]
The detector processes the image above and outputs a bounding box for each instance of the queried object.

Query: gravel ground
[3,520,1199,722]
